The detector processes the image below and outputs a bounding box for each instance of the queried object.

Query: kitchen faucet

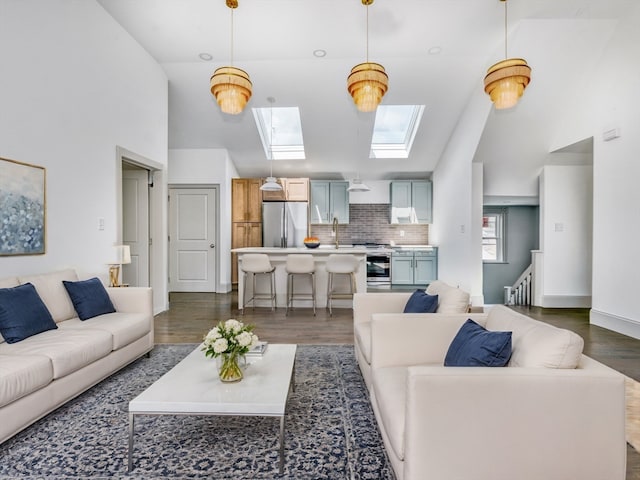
[332,216,339,249]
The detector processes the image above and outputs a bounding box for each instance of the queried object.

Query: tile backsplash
[310,204,429,245]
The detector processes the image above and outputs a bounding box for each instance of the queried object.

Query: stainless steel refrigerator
[262,202,309,248]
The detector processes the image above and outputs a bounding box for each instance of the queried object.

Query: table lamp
[108,245,131,287]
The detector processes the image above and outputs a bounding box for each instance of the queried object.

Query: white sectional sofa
[0,269,154,444]
[353,280,471,389]
[367,305,626,480]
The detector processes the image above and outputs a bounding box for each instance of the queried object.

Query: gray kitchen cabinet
[390,180,432,224]
[414,250,437,284]
[310,180,349,224]
[390,250,414,284]
[391,248,438,285]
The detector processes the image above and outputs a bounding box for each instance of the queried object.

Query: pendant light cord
[230,7,234,65]
[504,0,508,59]
[356,127,360,180]
[270,99,274,170]
[365,4,369,62]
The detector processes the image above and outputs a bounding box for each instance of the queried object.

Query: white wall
[478,18,619,200]
[432,88,491,304]
[548,6,640,337]
[168,148,237,292]
[471,162,484,306]
[0,1,168,311]
[539,165,593,307]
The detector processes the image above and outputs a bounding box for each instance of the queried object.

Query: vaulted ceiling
[97,0,633,191]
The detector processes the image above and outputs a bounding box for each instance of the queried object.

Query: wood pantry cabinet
[232,178,263,283]
[232,178,263,222]
[262,178,309,202]
[231,222,262,283]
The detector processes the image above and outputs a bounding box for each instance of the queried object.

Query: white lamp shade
[111,245,131,265]
[260,177,283,191]
[347,179,371,192]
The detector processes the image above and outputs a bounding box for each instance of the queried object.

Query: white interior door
[169,187,217,292]
[122,167,149,287]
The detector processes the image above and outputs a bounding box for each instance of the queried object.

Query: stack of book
[245,341,268,357]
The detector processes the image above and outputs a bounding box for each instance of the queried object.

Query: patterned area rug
[626,376,640,453]
[0,344,395,480]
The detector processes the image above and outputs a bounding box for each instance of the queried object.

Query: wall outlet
[98,217,105,231]
[330,231,336,237]
[399,230,405,237]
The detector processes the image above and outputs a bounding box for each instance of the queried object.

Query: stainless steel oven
[366,250,391,285]
[353,242,392,286]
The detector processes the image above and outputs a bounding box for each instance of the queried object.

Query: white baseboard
[154,300,168,316]
[541,295,591,308]
[590,309,640,340]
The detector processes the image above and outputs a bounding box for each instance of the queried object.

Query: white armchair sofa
[353,280,471,389]
[368,305,626,480]
[0,269,154,444]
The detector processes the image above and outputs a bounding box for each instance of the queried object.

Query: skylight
[253,107,305,160]
[370,105,425,159]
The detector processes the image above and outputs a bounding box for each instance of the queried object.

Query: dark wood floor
[154,291,355,345]
[154,292,640,479]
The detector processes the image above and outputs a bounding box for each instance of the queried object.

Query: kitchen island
[232,247,368,311]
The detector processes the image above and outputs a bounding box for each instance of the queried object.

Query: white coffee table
[128,343,297,473]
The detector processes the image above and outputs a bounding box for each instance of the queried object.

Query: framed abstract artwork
[0,157,46,255]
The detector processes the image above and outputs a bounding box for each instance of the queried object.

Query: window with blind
[482,209,506,262]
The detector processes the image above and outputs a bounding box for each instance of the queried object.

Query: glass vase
[217,352,243,383]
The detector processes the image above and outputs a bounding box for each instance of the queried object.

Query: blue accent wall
[483,206,539,305]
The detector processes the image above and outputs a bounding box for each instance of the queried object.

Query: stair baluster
[505,264,533,306]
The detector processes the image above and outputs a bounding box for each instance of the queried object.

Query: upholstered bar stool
[240,253,276,313]
[325,254,359,316]
[285,254,316,316]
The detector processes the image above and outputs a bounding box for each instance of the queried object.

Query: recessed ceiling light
[199,53,213,61]
[313,49,327,58]
[428,46,442,55]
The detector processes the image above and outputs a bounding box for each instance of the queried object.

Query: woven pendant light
[347,0,388,112]
[483,0,531,109]
[210,0,252,115]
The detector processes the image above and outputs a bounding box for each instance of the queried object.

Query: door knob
[210,244,215,248]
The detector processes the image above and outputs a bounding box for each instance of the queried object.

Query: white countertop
[232,246,369,254]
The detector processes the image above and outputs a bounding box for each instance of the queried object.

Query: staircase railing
[504,264,533,306]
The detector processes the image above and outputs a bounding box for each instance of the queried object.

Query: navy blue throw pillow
[403,290,439,313]
[63,277,115,320]
[444,319,512,367]
[0,283,57,343]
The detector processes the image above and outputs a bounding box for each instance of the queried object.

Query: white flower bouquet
[202,319,259,358]
[202,319,259,382]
